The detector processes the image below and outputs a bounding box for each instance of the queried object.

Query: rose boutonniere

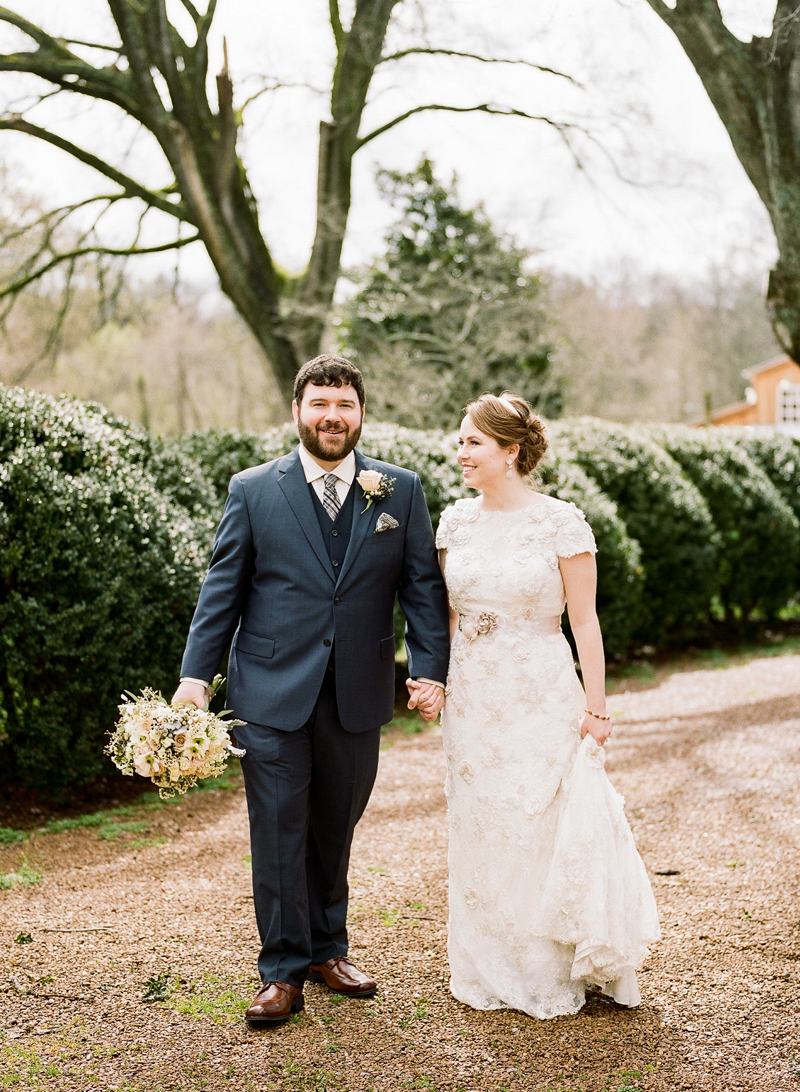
[357,469,396,512]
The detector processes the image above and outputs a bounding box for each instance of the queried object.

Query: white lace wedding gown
[437,495,660,1019]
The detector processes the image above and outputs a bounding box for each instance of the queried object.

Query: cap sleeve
[435,504,456,550]
[556,502,596,559]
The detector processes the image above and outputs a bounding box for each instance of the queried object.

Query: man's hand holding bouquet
[105,675,245,799]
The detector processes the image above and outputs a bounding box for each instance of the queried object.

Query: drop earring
[506,458,514,479]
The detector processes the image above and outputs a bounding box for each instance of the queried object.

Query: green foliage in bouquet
[552,419,720,646]
[651,425,800,623]
[0,387,209,791]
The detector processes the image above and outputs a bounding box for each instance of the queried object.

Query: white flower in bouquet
[105,676,245,799]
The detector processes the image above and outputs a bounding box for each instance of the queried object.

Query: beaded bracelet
[585,708,611,721]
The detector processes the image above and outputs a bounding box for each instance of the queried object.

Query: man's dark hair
[293,354,365,407]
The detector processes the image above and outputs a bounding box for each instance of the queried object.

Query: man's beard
[297,414,362,463]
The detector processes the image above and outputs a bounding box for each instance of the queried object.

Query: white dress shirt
[298,444,356,506]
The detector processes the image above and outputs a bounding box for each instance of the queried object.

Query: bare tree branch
[176,0,202,23]
[356,101,579,150]
[0,7,142,117]
[0,193,129,250]
[0,234,200,301]
[0,118,191,222]
[60,39,124,53]
[378,48,580,85]
[9,258,77,384]
[237,76,327,116]
[329,0,346,51]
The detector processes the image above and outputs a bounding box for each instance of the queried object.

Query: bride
[423,392,659,1019]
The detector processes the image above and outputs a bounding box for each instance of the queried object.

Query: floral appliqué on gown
[437,494,660,1019]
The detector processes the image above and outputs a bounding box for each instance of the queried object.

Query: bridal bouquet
[106,676,245,799]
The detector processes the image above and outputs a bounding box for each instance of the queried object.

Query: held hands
[406,679,445,722]
[580,710,612,746]
[171,680,212,711]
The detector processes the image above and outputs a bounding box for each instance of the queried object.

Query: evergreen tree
[341,159,561,429]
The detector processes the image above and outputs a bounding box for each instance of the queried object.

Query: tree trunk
[289,0,402,361]
[645,0,800,363]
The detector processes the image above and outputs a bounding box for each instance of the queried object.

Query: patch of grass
[0,861,42,890]
[366,865,388,875]
[609,661,655,684]
[0,1043,60,1088]
[381,712,432,737]
[0,827,26,844]
[378,907,399,927]
[406,900,426,911]
[14,932,32,945]
[168,975,252,1022]
[142,971,174,1003]
[129,836,168,849]
[242,853,252,869]
[695,648,729,668]
[43,804,140,834]
[96,820,151,841]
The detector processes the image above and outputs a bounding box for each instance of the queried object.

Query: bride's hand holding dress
[559,550,613,746]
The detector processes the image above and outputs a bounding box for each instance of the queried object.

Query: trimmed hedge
[173,422,469,530]
[552,419,719,646]
[650,425,800,621]
[5,385,800,792]
[0,388,209,792]
[537,446,644,657]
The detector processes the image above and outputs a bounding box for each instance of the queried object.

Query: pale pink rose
[357,469,383,492]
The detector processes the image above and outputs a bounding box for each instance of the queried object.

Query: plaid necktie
[322,473,341,520]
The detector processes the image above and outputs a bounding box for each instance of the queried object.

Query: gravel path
[2,654,800,1091]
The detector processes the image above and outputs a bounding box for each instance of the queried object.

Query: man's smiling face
[293,382,365,467]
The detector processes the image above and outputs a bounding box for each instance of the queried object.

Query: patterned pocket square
[374,512,399,533]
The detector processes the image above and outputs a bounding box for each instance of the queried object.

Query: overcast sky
[0,0,781,292]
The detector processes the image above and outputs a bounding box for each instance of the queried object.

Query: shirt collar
[297,444,356,485]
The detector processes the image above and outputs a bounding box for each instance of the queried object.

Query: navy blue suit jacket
[180,447,450,732]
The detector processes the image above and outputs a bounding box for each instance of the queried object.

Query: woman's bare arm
[559,551,611,745]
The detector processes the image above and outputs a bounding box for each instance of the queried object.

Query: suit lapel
[277,450,336,582]
[337,450,376,586]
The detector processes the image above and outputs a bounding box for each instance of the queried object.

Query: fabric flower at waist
[458,611,500,642]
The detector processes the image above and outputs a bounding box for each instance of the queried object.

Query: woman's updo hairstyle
[464,391,548,478]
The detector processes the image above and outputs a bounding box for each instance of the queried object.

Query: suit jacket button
[332,560,339,567]
[331,529,339,537]
[334,597,341,605]
[323,639,331,647]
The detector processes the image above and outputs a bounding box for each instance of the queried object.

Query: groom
[173,355,449,1022]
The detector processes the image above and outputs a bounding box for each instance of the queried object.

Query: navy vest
[309,478,355,573]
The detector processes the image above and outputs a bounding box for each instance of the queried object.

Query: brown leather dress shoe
[245,981,304,1023]
[308,956,377,997]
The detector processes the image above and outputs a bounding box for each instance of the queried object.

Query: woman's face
[457,413,514,490]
